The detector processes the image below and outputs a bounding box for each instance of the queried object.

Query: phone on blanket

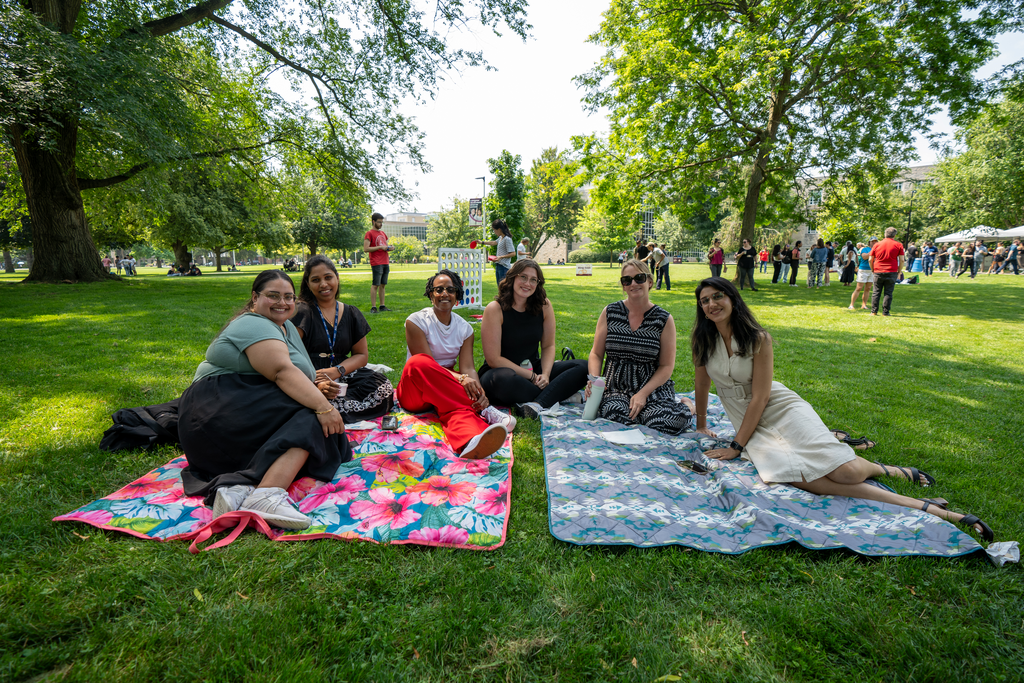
[676,459,709,475]
[381,415,399,431]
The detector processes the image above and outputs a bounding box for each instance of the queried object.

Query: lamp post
[904,187,916,247]
[476,176,487,241]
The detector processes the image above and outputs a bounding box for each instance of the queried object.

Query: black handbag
[561,346,576,361]
[99,398,180,452]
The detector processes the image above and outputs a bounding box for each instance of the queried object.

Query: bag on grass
[99,398,181,452]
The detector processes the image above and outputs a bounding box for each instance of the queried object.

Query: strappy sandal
[845,437,877,450]
[876,462,936,487]
[921,497,949,509]
[830,429,850,441]
[926,502,995,542]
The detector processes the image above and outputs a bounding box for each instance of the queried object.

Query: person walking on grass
[1005,239,1021,275]
[809,238,828,288]
[869,227,905,316]
[848,240,874,310]
[788,241,803,286]
[363,212,391,314]
[707,239,724,278]
[735,238,758,291]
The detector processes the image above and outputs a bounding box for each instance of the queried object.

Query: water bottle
[581,375,606,421]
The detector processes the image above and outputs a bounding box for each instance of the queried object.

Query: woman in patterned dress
[689,276,993,541]
[585,259,694,434]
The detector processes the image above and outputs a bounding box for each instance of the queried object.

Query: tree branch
[78,139,283,190]
[139,0,234,38]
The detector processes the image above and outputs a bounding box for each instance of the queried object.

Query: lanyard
[315,302,339,367]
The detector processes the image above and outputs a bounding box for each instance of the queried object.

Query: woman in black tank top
[478,260,588,416]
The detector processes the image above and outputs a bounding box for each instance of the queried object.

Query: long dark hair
[424,269,465,301]
[771,244,781,257]
[496,259,547,316]
[299,254,339,304]
[491,218,512,238]
[690,277,766,367]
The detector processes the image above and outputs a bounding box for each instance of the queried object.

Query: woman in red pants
[398,269,516,459]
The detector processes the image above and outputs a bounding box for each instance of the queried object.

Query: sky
[376,3,1024,215]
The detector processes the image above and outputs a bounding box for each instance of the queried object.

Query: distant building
[382,212,429,242]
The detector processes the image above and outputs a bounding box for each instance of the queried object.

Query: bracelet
[530,370,536,381]
[696,413,707,417]
[315,407,333,415]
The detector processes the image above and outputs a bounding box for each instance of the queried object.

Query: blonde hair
[621,258,654,288]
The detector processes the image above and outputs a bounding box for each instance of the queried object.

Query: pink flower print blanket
[54,410,513,550]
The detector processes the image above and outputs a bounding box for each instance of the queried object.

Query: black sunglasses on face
[620,273,649,286]
[431,286,458,295]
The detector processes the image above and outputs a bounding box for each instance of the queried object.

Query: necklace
[315,302,339,366]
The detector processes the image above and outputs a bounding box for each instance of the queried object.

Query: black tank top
[478,306,542,375]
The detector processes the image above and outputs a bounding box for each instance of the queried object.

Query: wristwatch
[729,440,745,453]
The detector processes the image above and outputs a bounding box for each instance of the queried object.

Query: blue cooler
[910,258,923,272]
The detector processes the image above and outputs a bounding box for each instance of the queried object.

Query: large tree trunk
[3,250,14,273]
[9,122,113,282]
[171,240,191,269]
[215,248,223,272]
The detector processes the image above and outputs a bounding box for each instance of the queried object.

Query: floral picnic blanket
[56,410,512,550]
[543,393,983,558]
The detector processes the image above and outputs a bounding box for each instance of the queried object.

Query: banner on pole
[469,198,484,227]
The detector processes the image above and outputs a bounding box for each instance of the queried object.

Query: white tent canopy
[998,225,1024,238]
[934,226,1005,242]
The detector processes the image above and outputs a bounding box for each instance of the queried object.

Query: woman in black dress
[178,270,350,529]
[770,244,782,283]
[839,240,857,285]
[291,255,394,422]
[478,259,588,417]
[585,259,694,434]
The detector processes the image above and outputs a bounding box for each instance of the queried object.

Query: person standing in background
[1005,239,1021,275]
[905,242,919,274]
[102,255,112,273]
[363,212,391,314]
[770,244,783,283]
[809,239,828,288]
[735,238,758,291]
[779,243,791,283]
[848,240,874,309]
[824,241,835,286]
[788,241,803,287]
[707,239,724,278]
[654,243,671,290]
[477,219,516,287]
[516,237,531,261]
[922,241,938,276]
[634,238,650,264]
[971,240,987,278]
[758,247,769,273]
[869,227,905,316]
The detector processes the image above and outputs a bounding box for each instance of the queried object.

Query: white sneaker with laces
[239,487,311,530]
[480,405,516,432]
[212,484,255,518]
[462,424,508,459]
[562,390,586,405]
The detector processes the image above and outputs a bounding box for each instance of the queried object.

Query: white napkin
[600,429,647,446]
[344,420,378,430]
[365,362,394,374]
[985,541,1020,568]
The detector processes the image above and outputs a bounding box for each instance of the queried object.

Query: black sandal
[957,514,995,542]
[845,437,877,450]
[876,462,936,487]
[830,429,850,441]
[921,497,949,510]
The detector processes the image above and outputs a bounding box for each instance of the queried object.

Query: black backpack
[99,398,181,452]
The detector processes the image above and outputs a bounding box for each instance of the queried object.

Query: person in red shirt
[363,212,391,314]
[868,227,905,316]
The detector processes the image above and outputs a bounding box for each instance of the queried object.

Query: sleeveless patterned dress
[599,301,692,434]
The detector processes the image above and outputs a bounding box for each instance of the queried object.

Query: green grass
[1,263,1022,682]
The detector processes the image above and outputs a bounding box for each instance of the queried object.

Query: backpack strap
[129,407,175,443]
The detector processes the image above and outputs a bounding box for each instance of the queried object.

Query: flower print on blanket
[542,393,985,559]
[55,410,513,550]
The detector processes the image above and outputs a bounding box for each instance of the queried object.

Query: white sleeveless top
[405,307,473,369]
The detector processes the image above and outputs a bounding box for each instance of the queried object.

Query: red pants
[397,354,487,453]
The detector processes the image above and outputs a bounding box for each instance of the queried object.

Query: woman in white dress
[688,276,993,542]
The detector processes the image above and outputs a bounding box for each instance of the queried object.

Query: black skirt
[179,373,351,504]
[330,367,394,422]
[840,260,856,284]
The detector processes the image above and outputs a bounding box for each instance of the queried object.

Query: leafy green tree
[934,97,1024,231]
[388,235,424,263]
[288,182,368,258]
[578,191,636,266]
[817,173,940,246]
[2,1,529,282]
[426,197,477,253]
[576,0,1021,248]
[485,150,528,239]
[0,215,31,274]
[525,147,585,257]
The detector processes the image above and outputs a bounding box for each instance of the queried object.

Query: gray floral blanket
[542,393,983,558]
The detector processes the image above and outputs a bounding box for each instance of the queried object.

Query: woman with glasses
[690,276,993,542]
[585,259,694,434]
[397,269,516,459]
[291,255,394,422]
[478,260,588,418]
[178,270,350,530]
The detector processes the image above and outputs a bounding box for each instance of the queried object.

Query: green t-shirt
[193,312,316,383]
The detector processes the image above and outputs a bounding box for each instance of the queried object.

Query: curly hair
[424,269,464,301]
[298,254,339,304]
[690,277,766,367]
[495,259,546,316]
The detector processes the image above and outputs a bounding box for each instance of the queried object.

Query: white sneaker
[462,424,507,459]
[212,484,255,518]
[562,390,586,405]
[239,487,311,530]
[480,405,516,432]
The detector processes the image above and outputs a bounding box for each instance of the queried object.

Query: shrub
[567,248,610,263]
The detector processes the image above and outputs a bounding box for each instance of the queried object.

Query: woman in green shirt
[179,270,350,530]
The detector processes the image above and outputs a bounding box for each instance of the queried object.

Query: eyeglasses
[261,292,296,303]
[699,291,727,307]
[516,274,540,286]
[620,273,648,286]
[431,286,458,295]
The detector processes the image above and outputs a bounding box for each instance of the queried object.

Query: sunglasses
[699,291,727,307]
[620,273,649,286]
[431,286,458,295]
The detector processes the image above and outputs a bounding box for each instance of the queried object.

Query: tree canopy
[485,150,528,240]
[525,147,584,258]
[426,197,477,253]
[2,0,530,281]
[575,0,1023,247]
